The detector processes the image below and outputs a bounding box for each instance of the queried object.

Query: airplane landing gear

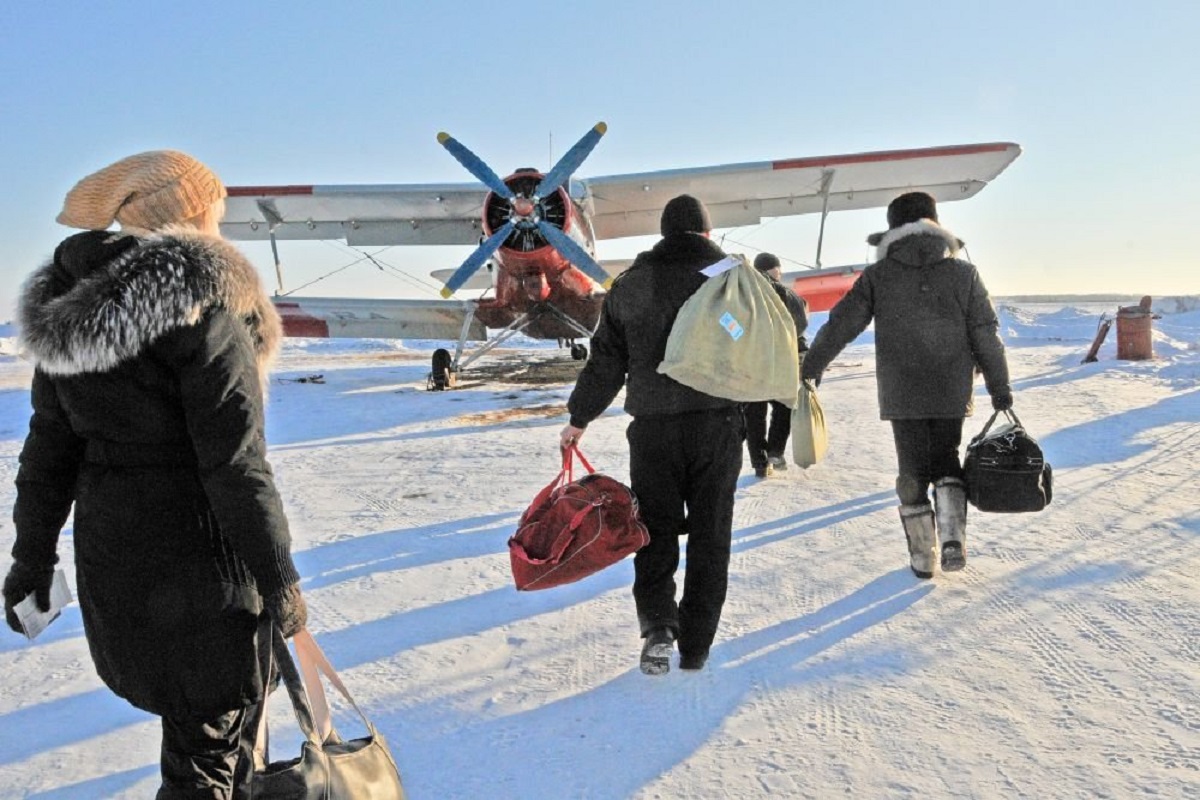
[427,348,456,391]
[570,343,589,361]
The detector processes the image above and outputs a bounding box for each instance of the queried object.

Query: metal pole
[814,169,835,269]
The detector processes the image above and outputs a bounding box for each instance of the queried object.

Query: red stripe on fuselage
[772,143,1012,171]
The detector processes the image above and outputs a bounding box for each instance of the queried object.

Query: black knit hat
[886,191,938,229]
[660,194,712,236]
[754,252,781,272]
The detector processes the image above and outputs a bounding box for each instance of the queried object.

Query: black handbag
[253,625,407,799]
[963,409,1053,513]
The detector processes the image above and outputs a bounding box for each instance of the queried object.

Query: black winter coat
[567,233,739,426]
[802,220,1010,420]
[767,276,809,351]
[13,228,297,718]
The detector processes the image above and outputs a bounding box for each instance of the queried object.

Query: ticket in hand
[15,569,72,640]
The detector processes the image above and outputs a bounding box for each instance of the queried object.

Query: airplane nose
[521,272,551,301]
[513,198,535,217]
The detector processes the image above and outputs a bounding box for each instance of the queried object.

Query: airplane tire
[429,348,454,391]
[570,344,588,361]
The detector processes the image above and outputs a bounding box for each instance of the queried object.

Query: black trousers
[156,703,258,799]
[890,418,966,506]
[742,400,791,468]
[627,408,743,659]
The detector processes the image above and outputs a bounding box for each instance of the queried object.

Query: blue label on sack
[719,312,744,340]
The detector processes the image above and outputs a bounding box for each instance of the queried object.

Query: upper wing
[221,142,1020,246]
[220,182,489,245]
[579,142,1022,240]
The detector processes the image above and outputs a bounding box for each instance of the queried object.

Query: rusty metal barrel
[1115,296,1155,360]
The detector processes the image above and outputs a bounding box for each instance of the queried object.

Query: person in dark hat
[802,191,1012,579]
[743,253,809,477]
[4,150,306,798]
[559,193,743,675]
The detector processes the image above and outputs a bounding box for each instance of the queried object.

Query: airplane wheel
[570,344,588,361]
[428,348,455,391]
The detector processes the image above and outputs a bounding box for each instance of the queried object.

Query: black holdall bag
[963,408,1053,513]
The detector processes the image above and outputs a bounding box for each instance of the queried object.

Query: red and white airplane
[220,124,1020,385]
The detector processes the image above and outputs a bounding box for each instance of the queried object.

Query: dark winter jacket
[567,233,739,426]
[13,227,295,717]
[801,220,1010,420]
[767,276,809,351]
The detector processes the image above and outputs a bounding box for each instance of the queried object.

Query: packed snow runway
[0,299,1197,799]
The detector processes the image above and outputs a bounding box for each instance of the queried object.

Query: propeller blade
[437,132,514,199]
[439,222,514,298]
[536,221,612,289]
[534,122,607,199]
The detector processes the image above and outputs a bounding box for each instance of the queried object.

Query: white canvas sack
[658,256,799,406]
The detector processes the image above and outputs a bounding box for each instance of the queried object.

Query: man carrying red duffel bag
[509,445,649,591]
[558,195,744,676]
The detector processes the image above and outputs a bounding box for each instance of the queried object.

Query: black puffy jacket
[13,228,297,717]
[567,233,739,426]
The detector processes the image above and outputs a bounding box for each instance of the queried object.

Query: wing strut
[256,200,287,294]
[814,169,835,269]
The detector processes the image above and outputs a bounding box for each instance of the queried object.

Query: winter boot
[640,627,676,676]
[899,504,938,579]
[767,454,789,472]
[934,477,969,572]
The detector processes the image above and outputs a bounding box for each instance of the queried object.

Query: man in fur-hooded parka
[12,222,299,720]
[802,195,1010,420]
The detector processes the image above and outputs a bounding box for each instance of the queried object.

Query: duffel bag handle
[970,407,1024,445]
[561,444,596,480]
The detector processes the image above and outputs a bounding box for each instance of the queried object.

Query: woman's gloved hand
[264,582,308,638]
[3,560,55,635]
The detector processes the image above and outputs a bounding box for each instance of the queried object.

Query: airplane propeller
[436,132,514,200]
[439,222,515,298]
[437,122,612,298]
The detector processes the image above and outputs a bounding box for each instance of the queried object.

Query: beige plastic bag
[791,379,828,467]
[658,256,799,406]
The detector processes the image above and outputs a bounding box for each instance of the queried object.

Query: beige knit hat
[57,150,227,231]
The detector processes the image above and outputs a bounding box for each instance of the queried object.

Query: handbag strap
[253,623,323,770]
[293,629,375,736]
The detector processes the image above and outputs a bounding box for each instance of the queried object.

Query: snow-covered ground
[0,297,1197,799]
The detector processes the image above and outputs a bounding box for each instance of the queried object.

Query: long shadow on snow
[302,491,898,665]
[295,511,518,591]
[266,365,574,447]
[0,492,893,782]
[382,569,934,800]
[27,765,159,800]
[0,687,151,768]
[1037,387,1200,469]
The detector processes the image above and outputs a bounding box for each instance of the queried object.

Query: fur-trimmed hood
[866,219,964,265]
[18,228,281,381]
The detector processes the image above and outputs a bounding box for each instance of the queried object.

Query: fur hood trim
[867,219,963,263]
[18,228,281,382]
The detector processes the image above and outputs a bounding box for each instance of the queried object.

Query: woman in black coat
[2,150,307,798]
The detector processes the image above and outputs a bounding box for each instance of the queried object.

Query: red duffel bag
[508,445,650,591]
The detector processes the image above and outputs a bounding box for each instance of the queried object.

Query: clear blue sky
[2,1,1196,317]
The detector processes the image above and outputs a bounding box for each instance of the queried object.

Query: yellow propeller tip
[440,286,454,298]
[602,277,614,290]
[595,122,608,134]
[437,132,450,144]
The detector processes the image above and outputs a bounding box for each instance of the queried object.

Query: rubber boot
[934,477,968,572]
[899,504,937,579]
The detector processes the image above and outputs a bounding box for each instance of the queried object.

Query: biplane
[220,124,1021,387]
